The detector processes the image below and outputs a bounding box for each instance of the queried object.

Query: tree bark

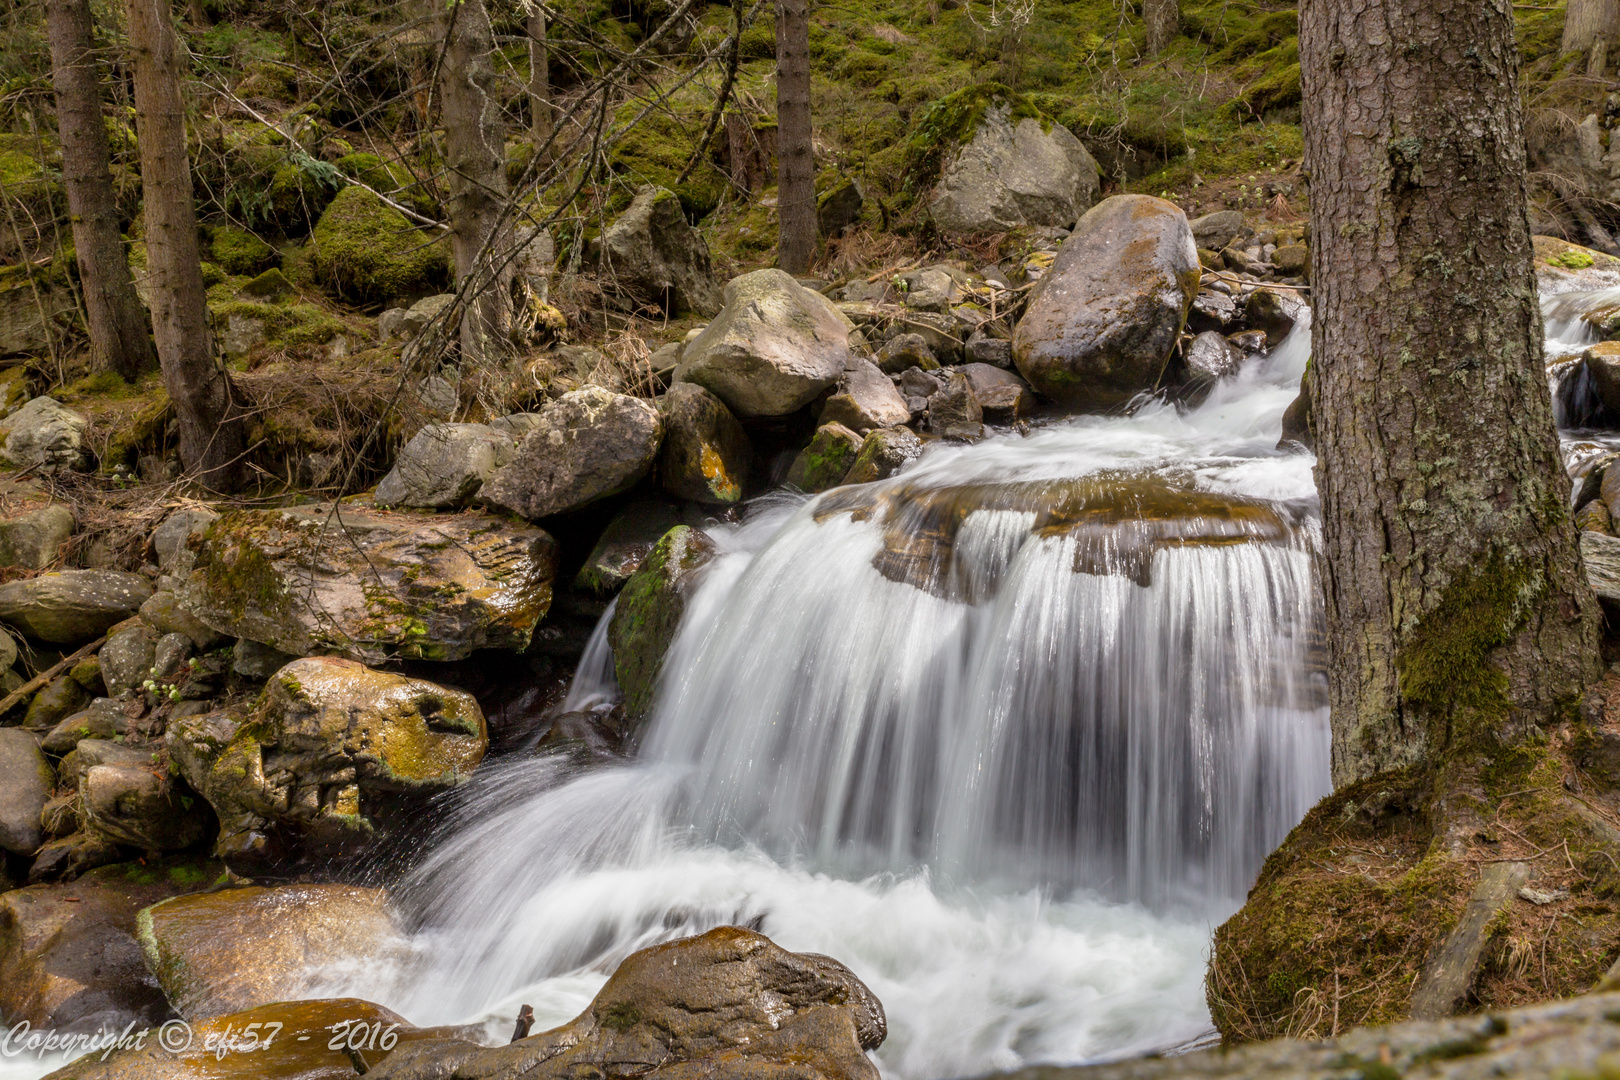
[125,0,244,487]
[440,0,512,366]
[1300,0,1599,788]
[775,0,815,275]
[47,0,155,382]
[1144,0,1179,55]
[528,7,552,146]
[1564,0,1620,59]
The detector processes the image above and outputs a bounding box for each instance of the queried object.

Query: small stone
[232,638,299,680]
[820,358,912,433]
[101,624,160,697]
[785,423,864,494]
[23,676,91,732]
[844,428,924,485]
[0,727,52,853]
[41,698,123,756]
[153,633,194,679]
[876,333,940,374]
[965,334,1013,369]
[139,590,225,650]
[928,371,984,441]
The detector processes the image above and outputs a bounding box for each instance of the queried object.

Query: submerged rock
[658,382,751,505]
[1012,195,1201,409]
[609,526,717,721]
[929,96,1100,234]
[138,884,400,1020]
[165,657,487,866]
[676,269,854,418]
[594,185,723,316]
[180,506,557,663]
[363,926,885,1080]
[479,387,664,521]
[0,569,151,645]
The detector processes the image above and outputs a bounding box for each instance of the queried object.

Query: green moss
[210,225,279,276]
[608,526,717,721]
[1552,248,1597,270]
[309,186,449,305]
[335,152,438,218]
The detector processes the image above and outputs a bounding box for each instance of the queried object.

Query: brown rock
[658,383,751,505]
[820,357,912,433]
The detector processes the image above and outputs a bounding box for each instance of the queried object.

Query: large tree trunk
[125,0,243,487]
[1302,0,1598,788]
[441,0,512,366]
[47,0,155,382]
[775,0,815,275]
[1564,0,1620,63]
[528,7,552,146]
[1143,0,1178,55]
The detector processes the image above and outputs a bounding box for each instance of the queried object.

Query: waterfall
[307,321,1333,1077]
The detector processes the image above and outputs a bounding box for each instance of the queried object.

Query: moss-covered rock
[609,525,717,721]
[308,186,448,305]
[209,225,278,276]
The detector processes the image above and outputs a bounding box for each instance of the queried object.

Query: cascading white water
[287,320,1335,1078]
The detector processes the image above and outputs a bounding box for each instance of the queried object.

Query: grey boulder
[76,740,209,851]
[594,186,723,316]
[929,100,1100,234]
[0,570,152,645]
[101,623,160,697]
[676,270,854,418]
[820,358,912,433]
[844,427,924,485]
[0,503,73,570]
[2,397,88,472]
[480,388,664,520]
[375,423,516,510]
[658,383,751,506]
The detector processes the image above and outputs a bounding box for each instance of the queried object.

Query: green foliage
[308,186,449,305]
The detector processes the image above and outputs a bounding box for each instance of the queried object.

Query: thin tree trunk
[1564,0,1620,58]
[1144,0,1178,54]
[441,0,512,365]
[775,0,815,275]
[1300,0,1599,788]
[528,7,552,145]
[47,0,155,382]
[125,0,243,487]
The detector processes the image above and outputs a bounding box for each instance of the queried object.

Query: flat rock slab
[179,506,557,663]
[0,569,152,645]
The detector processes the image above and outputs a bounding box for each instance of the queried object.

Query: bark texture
[775,0,815,275]
[528,8,552,145]
[1563,0,1620,59]
[125,0,243,487]
[47,0,155,382]
[1144,0,1179,55]
[1301,0,1599,787]
[441,0,512,366]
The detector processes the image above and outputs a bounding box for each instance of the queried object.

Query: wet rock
[786,422,865,493]
[658,383,751,505]
[844,427,924,485]
[1190,209,1248,251]
[100,623,159,697]
[0,503,73,569]
[0,727,51,853]
[1228,328,1268,354]
[76,740,210,852]
[821,357,912,433]
[1279,375,1313,451]
[1188,288,1242,333]
[480,388,663,521]
[676,269,854,418]
[166,657,487,865]
[24,676,91,732]
[1585,341,1620,416]
[1186,331,1245,381]
[41,699,124,755]
[375,423,516,510]
[1577,498,1614,534]
[609,526,717,721]
[365,927,882,1080]
[2,397,89,472]
[930,98,1100,234]
[535,710,627,763]
[1012,195,1201,409]
[231,638,298,680]
[594,186,723,316]
[876,332,940,374]
[180,506,557,663]
[1585,531,1620,603]
[818,177,865,236]
[0,859,217,1031]
[138,884,400,1020]
[1244,287,1307,348]
[959,362,1035,422]
[139,590,225,650]
[576,499,686,594]
[928,371,984,440]
[0,570,151,644]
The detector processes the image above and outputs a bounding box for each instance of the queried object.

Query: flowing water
[290,319,1334,1077]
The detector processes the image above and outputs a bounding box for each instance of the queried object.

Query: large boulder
[594,186,723,316]
[179,506,557,663]
[0,284,73,358]
[675,270,854,418]
[0,570,152,645]
[819,358,911,433]
[1,396,88,472]
[928,94,1100,234]
[1012,194,1201,409]
[138,884,400,1020]
[364,927,885,1080]
[139,589,225,650]
[0,859,219,1031]
[374,422,516,510]
[0,727,51,853]
[0,502,73,569]
[165,657,487,865]
[658,383,751,505]
[479,388,664,521]
[609,526,717,721]
[76,740,211,852]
